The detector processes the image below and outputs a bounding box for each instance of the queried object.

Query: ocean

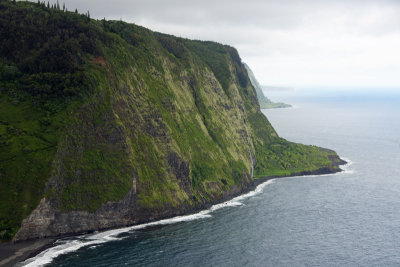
[19,89,400,266]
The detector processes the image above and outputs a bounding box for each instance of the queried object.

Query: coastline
[0,238,56,267]
[0,159,347,266]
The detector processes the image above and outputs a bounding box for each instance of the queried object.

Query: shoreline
[0,238,56,267]
[0,160,347,266]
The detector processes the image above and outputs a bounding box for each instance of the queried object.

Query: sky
[44,0,400,90]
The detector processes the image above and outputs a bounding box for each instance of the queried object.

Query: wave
[20,156,352,267]
[340,157,355,174]
[20,159,353,267]
[18,179,276,266]
[279,156,354,181]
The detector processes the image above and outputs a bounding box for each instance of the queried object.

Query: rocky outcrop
[13,179,248,241]
[14,154,345,242]
[14,187,138,241]
[168,151,192,193]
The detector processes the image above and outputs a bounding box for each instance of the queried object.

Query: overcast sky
[46,0,400,90]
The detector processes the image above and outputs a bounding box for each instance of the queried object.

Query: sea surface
[20,89,400,266]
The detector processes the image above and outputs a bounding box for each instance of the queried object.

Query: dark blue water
[22,89,400,266]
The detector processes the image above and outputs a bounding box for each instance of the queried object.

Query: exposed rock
[1,1,345,243]
[168,151,191,193]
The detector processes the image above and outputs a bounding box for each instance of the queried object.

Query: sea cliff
[0,0,344,242]
[243,63,291,109]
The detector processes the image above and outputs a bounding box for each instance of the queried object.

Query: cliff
[243,63,291,109]
[0,0,344,242]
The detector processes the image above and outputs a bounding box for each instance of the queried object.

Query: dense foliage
[0,0,342,241]
[0,1,102,103]
[0,0,101,240]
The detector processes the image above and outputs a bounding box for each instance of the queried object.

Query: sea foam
[20,159,350,266]
[18,179,275,266]
[340,157,355,174]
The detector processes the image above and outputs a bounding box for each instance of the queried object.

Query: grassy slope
[260,102,291,109]
[0,0,342,241]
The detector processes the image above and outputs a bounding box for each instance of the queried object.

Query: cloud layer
[47,0,400,89]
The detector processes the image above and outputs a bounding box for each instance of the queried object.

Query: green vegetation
[183,40,249,95]
[254,140,342,177]
[0,0,343,241]
[260,102,291,109]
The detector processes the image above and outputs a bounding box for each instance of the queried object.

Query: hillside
[243,63,291,109]
[0,0,344,241]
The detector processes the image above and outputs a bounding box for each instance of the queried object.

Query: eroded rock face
[168,151,191,193]
[13,199,55,241]
[14,187,137,241]
[13,171,252,241]
[12,186,211,241]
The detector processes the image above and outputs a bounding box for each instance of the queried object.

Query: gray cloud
[43,0,400,89]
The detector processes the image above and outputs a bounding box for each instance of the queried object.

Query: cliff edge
[0,0,344,242]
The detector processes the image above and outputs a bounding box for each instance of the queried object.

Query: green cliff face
[243,63,291,109]
[0,1,344,241]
